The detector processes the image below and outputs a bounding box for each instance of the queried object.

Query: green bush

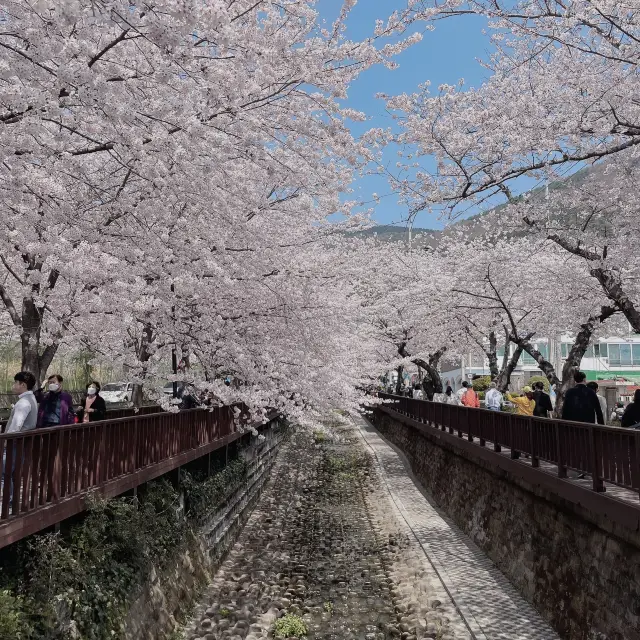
[23,481,186,640]
[472,376,492,392]
[274,614,308,638]
[528,375,550,392]
[0,462,245,640]
[181,459,247,525]
[0,589,32,639]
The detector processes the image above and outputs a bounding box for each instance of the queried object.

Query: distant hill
[362,162,610,247]
[352,224,443,246]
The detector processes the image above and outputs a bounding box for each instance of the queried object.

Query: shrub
[0,589,32,639]
[528,375,550,392]
[472,376,492,392]
[274,614,308,638]
[181,459,247,525]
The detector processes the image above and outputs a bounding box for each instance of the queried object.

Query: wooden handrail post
[49,432,61,502]
[493,412,501,452]
[510,418,520,460]
[529,418,539,468]
[555,422,567,478]
[634,431,640,497]
[589,425,605,493]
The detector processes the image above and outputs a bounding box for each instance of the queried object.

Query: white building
[443,335,640,393]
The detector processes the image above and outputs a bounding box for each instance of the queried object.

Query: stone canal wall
[370,408,640,640]
[124,421,285,640]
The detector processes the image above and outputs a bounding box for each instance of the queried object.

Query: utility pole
[171,283,178,399]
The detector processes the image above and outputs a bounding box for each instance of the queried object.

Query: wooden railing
[379,393,640,499]
[0,404,161,434]
[0,405,252,548]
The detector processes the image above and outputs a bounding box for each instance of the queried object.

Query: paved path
[354,414,561,640]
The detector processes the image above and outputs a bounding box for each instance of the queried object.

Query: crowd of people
[401,371,640,429]
[4,371,110,435]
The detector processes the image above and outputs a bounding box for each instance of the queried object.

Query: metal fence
[379,393,640,498]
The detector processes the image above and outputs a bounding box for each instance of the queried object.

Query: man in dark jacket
[621,390,640,428]
[37,374,75,428]
[532,381,553,418]
[561,371,604,425]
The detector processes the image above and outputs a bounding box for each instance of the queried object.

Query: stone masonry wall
[123,421,285,640]
[371,409,640,640]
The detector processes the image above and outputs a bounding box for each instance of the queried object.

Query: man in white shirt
[2,371,38,508]
[5,371,38,433]
[485,382,503,411]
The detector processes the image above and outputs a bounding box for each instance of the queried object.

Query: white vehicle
[101,382,133,404]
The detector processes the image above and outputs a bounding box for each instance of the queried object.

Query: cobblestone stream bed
[182,420,465,640]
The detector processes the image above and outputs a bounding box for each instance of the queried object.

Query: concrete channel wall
[370,408,640,640]
[124,420,286,640]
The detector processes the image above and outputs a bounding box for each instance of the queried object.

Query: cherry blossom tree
[0,0,425,416]
[443,233,623,411]
[386,0,640,333]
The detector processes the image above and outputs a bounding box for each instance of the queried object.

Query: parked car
[101,382,134,404]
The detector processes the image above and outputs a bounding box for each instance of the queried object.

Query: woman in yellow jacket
[506,386,536,416]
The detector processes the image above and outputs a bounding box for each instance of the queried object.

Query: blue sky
[319,1,494,230]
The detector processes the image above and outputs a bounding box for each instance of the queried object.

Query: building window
[561,343,569,358]
[523,343,548,365]
[633,344,640,366]
[594,343,608,358]
[620,343,632,366]
[609,343,620,365]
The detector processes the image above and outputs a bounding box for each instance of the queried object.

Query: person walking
[506,386,536,416]
[456,381,469,403]
[76,381,107,423]
[485,382,503,411]
[412,384,424,400]
[37,374,75,428]
[2,372,38,508]
[586,382,608,423]
[561,371,604,425]
[444,386,459,405]
[621,390,640,428]
[461,383,480,408]
[5,372,38,434]
[532,381,553,418]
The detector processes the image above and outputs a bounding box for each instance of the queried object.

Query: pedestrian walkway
[354,414,561,640]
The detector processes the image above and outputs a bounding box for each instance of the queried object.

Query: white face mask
[48,383,60,393]
[87,387,97,396]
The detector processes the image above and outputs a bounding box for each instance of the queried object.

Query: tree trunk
[20,298,59,385]
[510,305,615,415]
[131,324,155,408]
[487,331,499,380]
[591,267,640,333]
[495,344,523,393]
[395,365,404,395]
[413,348,446,400]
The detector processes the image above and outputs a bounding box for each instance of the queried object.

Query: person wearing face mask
[77,381,107,423]
[37,374,76,428]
